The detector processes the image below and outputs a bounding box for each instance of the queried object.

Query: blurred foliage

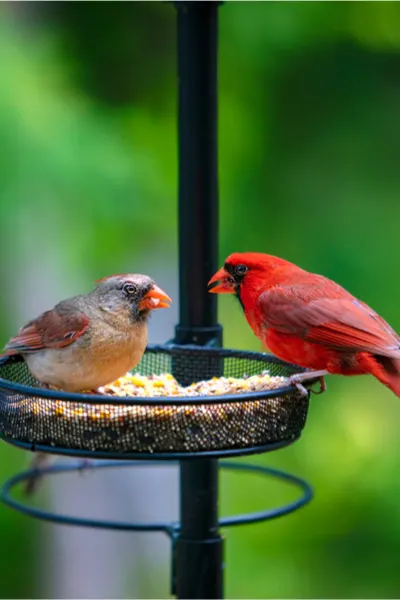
[1,1,400,598]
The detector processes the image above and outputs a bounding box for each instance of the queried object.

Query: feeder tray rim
[0,343,310,406]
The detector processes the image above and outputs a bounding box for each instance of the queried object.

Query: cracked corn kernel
[153,380,165,388]
[127,376,146,387]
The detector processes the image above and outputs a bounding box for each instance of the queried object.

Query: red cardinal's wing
[258,285,400,358]
[2,307,90,355]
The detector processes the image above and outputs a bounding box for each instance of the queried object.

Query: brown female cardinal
[1,273,171,493]
[1,273,171,392]
[208,252,400,398]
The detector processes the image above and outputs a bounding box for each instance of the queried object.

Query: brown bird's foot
[84,387,110,395]
[288,370,329,397]
[23,452,52,497]
[92,387,109,395]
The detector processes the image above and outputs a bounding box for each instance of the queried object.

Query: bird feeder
[0,3,314,598]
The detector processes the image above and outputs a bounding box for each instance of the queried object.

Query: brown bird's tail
[24,453,52,496]
[359,354,400,398]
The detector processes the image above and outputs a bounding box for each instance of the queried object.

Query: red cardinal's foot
[288,370,329,397]
[312,376,327,395]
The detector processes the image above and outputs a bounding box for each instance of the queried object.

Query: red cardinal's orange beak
[207,267,235,294]
[140,285,172,311]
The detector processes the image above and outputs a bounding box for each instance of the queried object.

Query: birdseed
[102,371,288,398]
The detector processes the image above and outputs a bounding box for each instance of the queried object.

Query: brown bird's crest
[95,274,134,284]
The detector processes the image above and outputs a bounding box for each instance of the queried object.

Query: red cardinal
[208,252,400,397]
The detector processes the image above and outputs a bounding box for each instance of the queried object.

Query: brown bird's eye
[235,264,248,276]
[123,283,137,295]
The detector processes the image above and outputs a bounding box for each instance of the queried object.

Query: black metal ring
[0,435,298,461]
[0,460,313,536]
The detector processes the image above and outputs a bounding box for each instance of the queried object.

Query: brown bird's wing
[2,306,90,356]
[258,285,400,359]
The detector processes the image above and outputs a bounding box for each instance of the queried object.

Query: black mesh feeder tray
[0,3,315,599]
[0,345,310,459]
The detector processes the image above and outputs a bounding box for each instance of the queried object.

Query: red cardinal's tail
[358,354,400,398]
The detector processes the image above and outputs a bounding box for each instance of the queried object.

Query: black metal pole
[176,459,223,599]
[173,2,224,599]
[174,0,222,348]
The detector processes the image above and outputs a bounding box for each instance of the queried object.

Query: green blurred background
[1,1,400,598]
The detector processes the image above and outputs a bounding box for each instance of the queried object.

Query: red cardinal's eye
[235,264,247,276]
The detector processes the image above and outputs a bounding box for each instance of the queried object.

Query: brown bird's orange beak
[140,285,172,311]
[207,267,235,294]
